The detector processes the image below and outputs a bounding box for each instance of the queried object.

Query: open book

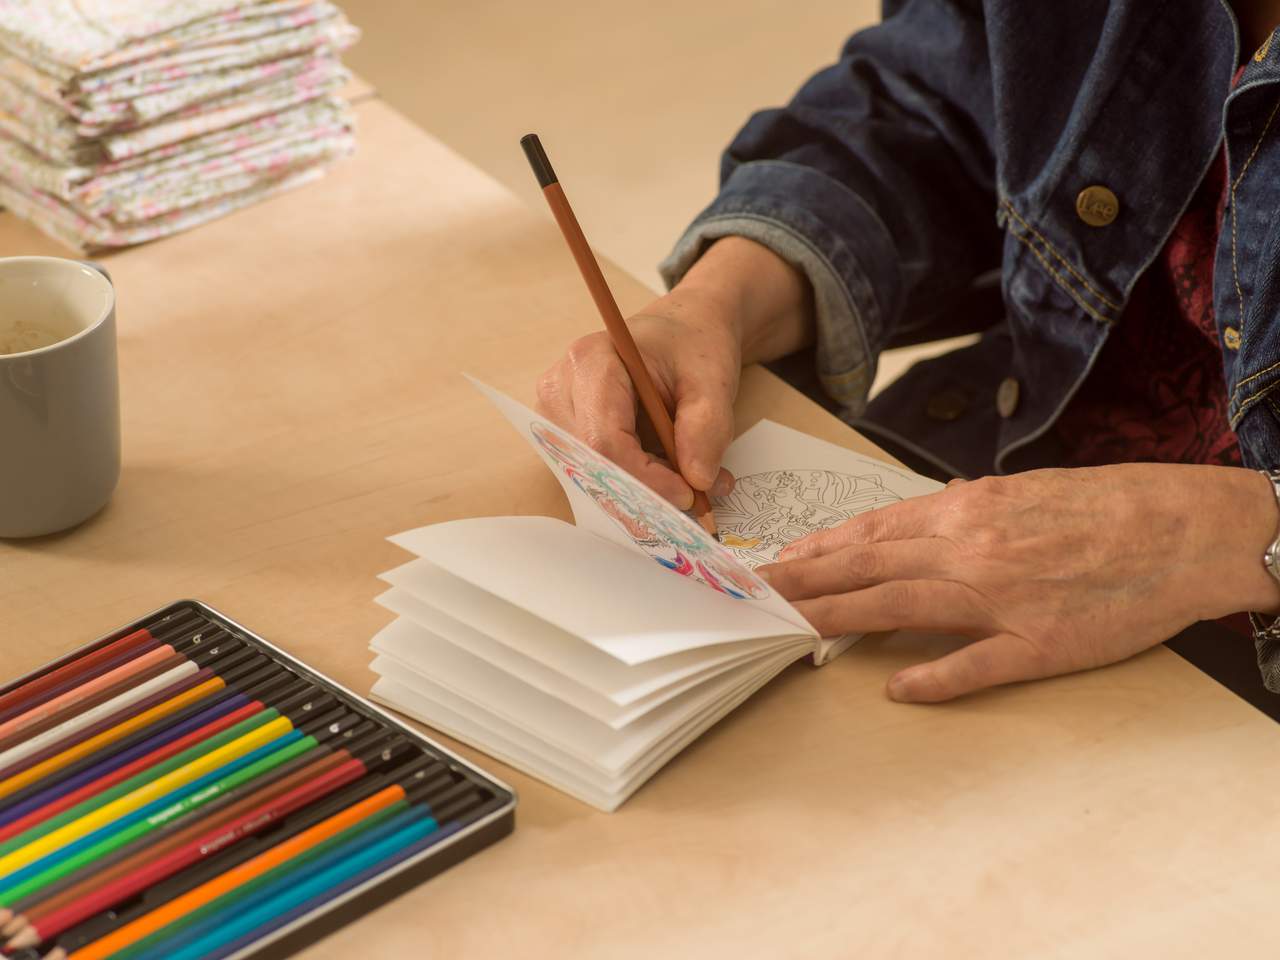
[368,381,941,810]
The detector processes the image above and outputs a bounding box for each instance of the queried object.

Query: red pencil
[0,700,264,845]
[0,614,198,725]
[6,740,415,948]
[0,645,255,786]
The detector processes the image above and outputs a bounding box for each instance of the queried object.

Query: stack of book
[0,1,359,251]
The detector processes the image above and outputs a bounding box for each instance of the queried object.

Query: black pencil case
[0,599,517,960]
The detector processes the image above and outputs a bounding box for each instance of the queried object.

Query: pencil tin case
[0,600,516,960]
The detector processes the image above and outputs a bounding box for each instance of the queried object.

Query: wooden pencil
[0,713,367,920]
[57,765,451,960]
[47,757,445,955]
[0,613,199,726]
[4,738,418,948]
[0,668,298,831]
[520,132,719,539]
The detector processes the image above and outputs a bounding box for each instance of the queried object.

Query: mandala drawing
[713,469,902,567]
[529,421,769,600]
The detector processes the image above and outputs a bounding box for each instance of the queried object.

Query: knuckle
[565,333,608,369]
[838,546,882,583]
[534,366,563,407]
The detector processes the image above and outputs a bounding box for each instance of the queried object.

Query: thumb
[886,633,1049,703]
[672,386,735,493]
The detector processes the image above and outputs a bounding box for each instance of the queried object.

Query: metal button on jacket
[926,387,969,422]
[1076,186,1120,227]
[996,377,1021,418]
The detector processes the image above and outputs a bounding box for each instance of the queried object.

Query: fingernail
[887,672,915,703]
[756,566,774,584]
[710,474,733,498]
[675,487,695,511]
[779,541,813,561]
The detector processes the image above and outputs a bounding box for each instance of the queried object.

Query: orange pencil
[520,133,719,539]
[60,785,411,960]
[0,680,223,802]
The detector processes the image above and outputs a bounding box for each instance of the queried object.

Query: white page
[374,587,787,726]
[371,646,799,812]
[470,378,813,635]
[390,515,803,663]
[377,558,788,704]
[714,419,944,566]
[369,630,807,775]
[716,420,945,663]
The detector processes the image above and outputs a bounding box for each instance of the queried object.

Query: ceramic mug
[0,256,120,538]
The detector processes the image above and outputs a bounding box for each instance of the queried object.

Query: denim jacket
[659,0,1280,685]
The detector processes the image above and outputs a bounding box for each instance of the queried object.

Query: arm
[538,0,1001,501]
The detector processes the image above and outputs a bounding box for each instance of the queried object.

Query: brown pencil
[520,133,719,539]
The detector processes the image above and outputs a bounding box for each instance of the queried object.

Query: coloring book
[368,380,942,811]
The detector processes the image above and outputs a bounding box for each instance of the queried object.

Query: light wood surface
[2,97,1280,958]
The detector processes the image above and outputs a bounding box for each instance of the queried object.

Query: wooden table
[3,93,1280,959]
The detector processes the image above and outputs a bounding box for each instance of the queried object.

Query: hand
[536,290,741,508]
[536,237,814,507]
[757,464,1280,703]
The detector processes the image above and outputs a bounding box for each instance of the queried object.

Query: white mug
[0,257,120,538]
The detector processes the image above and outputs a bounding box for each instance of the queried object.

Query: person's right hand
[535,286,742,509]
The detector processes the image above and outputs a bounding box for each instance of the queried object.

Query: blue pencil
[131,810,459,960]
[205,822,464,960]
[0,733,303,899]
[0,695,251,829]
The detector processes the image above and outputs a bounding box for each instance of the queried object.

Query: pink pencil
[0,646,178,742]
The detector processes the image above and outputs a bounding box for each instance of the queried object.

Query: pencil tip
[5,925,37,950]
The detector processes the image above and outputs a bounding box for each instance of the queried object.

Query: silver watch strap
[1261,470,1280,584]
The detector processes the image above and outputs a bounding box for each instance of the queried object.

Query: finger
[757,539,956,601]
[778,491,947,561]
[792,580,991,637]
[672,389,736,492]
[570,355,695,509]
[534,359,578,430]
[886,632,1049,703]
[710,467,735,498]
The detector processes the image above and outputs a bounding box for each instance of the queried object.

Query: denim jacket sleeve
[660,0,1002,416]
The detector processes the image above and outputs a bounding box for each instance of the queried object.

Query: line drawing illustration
[713,469,903,567]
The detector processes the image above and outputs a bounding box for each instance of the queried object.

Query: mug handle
[77,260,112,285]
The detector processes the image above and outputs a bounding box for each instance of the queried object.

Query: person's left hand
[756,464,1280,703]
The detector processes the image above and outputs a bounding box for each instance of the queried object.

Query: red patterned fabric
[1052,149,1241,467]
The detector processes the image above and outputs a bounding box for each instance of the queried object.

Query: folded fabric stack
[0,0,359,251]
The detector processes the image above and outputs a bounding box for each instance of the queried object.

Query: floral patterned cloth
[0,0,357,251]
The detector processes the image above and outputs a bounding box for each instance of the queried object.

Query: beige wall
[339,1,969,392]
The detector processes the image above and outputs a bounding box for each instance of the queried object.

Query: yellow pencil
[0,716,292,877]
[0,681,222,804]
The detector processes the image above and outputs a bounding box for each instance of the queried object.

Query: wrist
[1204,468,1280,616]
[675,236,814,365]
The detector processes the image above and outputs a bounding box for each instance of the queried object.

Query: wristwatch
[1263,470,1280,585]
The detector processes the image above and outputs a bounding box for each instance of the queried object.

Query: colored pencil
[0,636,248,771]
[0,652,264,803]
[0,712,365,916]
[0,644,178,744]
[0,689,331,871]
[0,688,325,879]
[0,614,200,726]
[520,132,719,538]
[4,723,387,942]
[4,738,418,948]
[0,640,251,786]
[0,625,233,753]
[50,761,447,960]
[0,666,297,830]
[46,755,444,954]
[110,779,477,960]
[125,789,483,960]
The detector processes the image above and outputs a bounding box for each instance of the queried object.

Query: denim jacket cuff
[657,159,899,417]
